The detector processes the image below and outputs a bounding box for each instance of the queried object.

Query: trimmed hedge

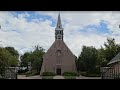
[41,72,56,76]
[62,72,79,76]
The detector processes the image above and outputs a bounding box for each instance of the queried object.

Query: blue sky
[80,20,111,35]
[0,11,120,56]
[11,11,56,27]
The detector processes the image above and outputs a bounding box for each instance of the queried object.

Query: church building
[40,13,77,75]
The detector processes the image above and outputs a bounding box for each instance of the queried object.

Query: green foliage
[76,38,120,76]
[77,46,98,73]
[0,47,19,76]
[80,72,87,76]
[104,38,120,62]
[5,47,19,58]
[20,45,45,74]
[62,72,79,76]
[41,72,56,76]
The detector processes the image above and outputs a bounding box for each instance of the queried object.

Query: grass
[64,76,76,79]
[42,76,54,79]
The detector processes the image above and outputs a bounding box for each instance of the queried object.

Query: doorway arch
[56,67,61,75]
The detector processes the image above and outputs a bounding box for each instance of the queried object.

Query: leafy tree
[77,38,120,75]
[20,45,45,74]
[77,46,98,73]
[0,47,19,76]
[5,47,19,58]
[104,38,119,62]
[20,52,31,69]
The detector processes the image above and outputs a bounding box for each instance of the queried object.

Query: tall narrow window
[57,50,61,56]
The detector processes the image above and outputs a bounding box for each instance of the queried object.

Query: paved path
[53,75,64,79]
[18,75,101,79]
[18,75,42,79]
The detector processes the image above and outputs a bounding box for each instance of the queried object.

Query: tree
[5,47,19,58]
[96,47,107,67]
[20,45,45,74]
[104,38,120,63]
[0,47,19,76]
[20,52,31,69]
[77,46,98,73]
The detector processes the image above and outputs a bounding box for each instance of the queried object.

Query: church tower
[55,12,63,40]
[40,12,77,75]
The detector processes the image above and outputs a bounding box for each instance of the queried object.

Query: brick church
[40,13,77,75]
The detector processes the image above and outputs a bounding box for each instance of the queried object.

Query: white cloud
[0,11,120,57]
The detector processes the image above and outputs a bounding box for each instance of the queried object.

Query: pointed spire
[56,12,62,29]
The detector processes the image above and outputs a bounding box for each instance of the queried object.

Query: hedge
[41,72,56,76]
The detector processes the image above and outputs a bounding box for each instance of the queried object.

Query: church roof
[43,40,74,58]
[107,52,120,65]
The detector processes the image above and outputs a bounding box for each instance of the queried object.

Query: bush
[80,72,87,76]
[62,72,79,76]
[41,72,56,76]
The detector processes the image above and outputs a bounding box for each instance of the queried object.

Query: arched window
[57,50,61,56]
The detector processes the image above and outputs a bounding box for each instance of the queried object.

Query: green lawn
[64,76,76,79]
[42,76,54,79]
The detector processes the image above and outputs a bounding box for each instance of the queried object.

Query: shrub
[62,72,79,76]
[80,72,87,76]
[41,72,56,76]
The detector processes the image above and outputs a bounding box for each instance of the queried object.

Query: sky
[0,11,120,57]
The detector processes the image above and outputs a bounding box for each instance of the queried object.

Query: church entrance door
[56,68,61,75]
